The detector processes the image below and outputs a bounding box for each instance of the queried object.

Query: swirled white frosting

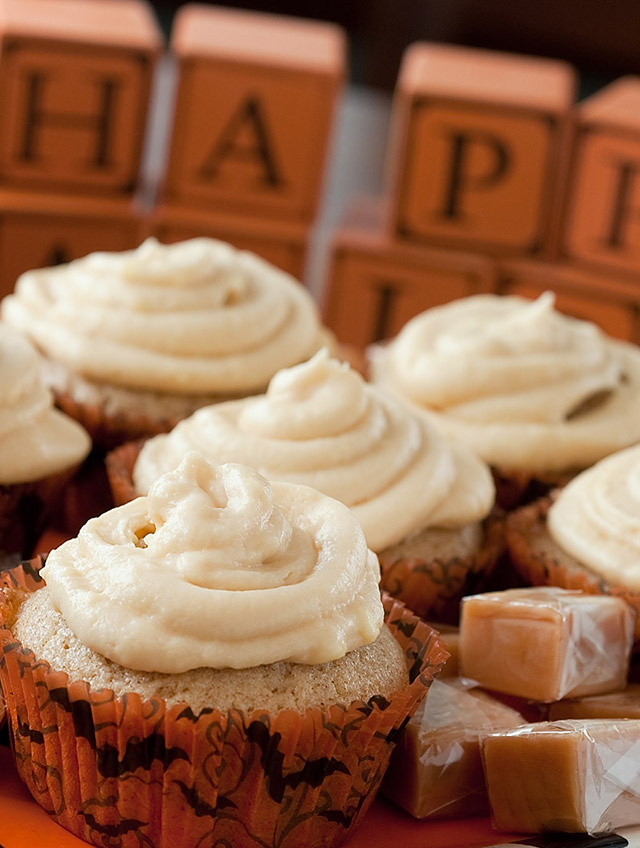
[0,324,90,484]
[41,454,383,673]
[134,351,495,552]
[1,238,327,395]
[371,293,640,474]
[548,444,640,590]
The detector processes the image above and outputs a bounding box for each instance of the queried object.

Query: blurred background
[151,0,639,96]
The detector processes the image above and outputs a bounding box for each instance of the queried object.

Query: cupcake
[505,443,640,640]
[109,351,500,621]
[370,292,640,508]
[0,324,90,561]
[0,454,447,848]
[1,237,331,449]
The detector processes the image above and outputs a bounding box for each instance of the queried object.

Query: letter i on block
[165,4,346,220]
[387,43,576,257]
[0,0,162,194]
[562,77,640,278]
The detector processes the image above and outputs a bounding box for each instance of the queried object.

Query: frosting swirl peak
[371,293,640,473]
[548,445,640,590]
[1,237,327,395]
[42,454,383,673]
[134,352,495,551]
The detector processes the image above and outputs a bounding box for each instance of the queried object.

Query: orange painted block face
[0,190,143,298]
[145,203,309,281]
[388,43,576,256]
[563,77,640,277]
[498,259,639,342]
[165,5,345,220]
[323,198,495,348]
[0,0,161,194]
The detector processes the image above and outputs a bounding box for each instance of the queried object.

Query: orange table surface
[0,744,523,848]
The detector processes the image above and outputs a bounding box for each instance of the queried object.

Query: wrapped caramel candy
[460,587,634,702]
[482,720,640,833]
[382,678,524,818]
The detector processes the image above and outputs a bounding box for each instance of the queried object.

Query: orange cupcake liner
[54,390,179,453]
[378,513,505,624]
[105,439,146,506]
[0,466,80,562]
[0,559,448,848]
[505,495,640,643]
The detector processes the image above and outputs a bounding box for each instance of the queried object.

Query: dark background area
[151,0,639,97]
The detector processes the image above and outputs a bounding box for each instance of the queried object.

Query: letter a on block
[198,96,284,188]
[563,78,640,277]
[166,5,345,220]
[387,43,576,257]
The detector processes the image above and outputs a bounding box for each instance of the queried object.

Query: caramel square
[460,587,634,703]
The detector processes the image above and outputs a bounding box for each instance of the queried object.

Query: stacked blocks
[149,3,346,278]
[0,1,345,295]
[323,43,640,348]
[0,0,161,295]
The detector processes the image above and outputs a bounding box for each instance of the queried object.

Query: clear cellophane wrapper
[0,559,448,848]
[481,719,640,834]
[382,678,524,819]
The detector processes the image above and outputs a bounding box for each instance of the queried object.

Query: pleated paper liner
[491,467,575,512]
[53,390,179,454]
[0,559,448,848]
[0,465,81,563]
[505,495,640,643]
[378,514,505,624]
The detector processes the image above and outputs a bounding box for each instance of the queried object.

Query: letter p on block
[387,43,576,257]
[0,0,162,194]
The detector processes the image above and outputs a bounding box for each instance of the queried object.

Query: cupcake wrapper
[492,467,574,512]
[0,560,448,848]
[505,496,640,644]
[105,439,147,506]
[0,466,79,560]
[378,513,505,624]
[54,390,179,453]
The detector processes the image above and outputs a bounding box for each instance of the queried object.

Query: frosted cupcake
[0,454,447,848]
[505,443,640,640]
[0,324,90,559]
[109,351,499,620]
[1,237,330,448]
[370,292,640,508]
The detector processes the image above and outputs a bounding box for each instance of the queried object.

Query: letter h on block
[0,0,162,194]
[164,4,345,221]
[386,43,576,258]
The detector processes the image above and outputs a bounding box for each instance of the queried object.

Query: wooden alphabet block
[323,197,495,348]
[0,0,162,194]
[144,203,310,281]
[165,4,345,221]
[387,43,576,257]
[0,189,144,298]
[498,258,640,343]
[562,77,640,278]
